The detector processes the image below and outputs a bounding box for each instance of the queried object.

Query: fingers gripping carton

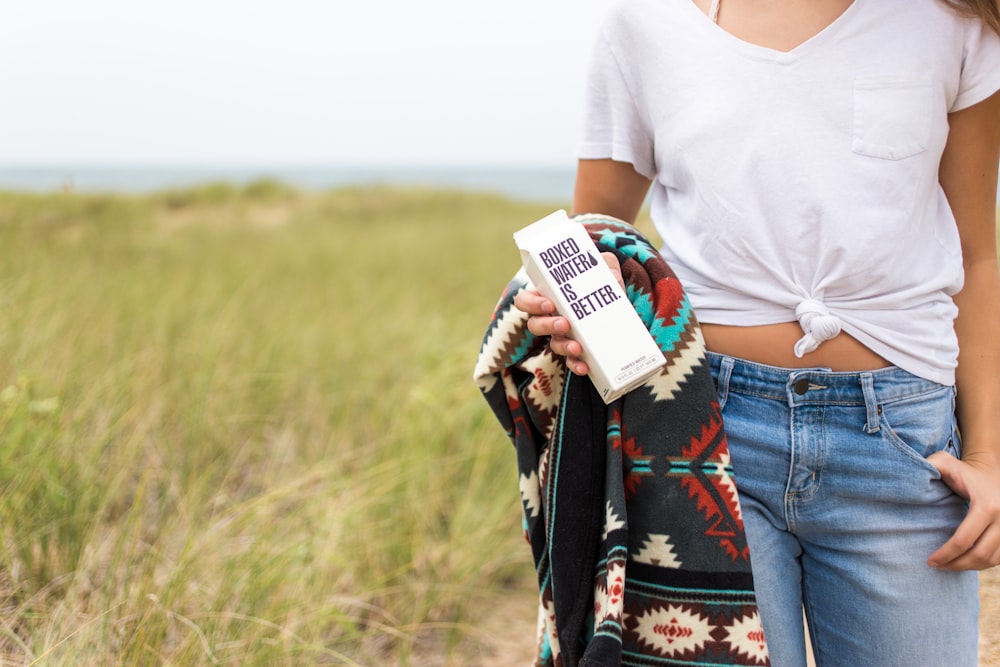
[514,210,666,404]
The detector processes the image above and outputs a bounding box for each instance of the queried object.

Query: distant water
[0,165,576,203]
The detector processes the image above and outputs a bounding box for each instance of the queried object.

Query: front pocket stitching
[852,74,932,160]
[878,413,945,476]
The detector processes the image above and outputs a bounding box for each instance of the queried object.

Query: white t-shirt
[578,0,1000,385]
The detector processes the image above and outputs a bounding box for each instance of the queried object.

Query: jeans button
[794,379,810,395]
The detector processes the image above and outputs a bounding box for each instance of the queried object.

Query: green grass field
[0,183,579,665]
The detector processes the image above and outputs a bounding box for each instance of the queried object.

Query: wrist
[957,443,1000,470]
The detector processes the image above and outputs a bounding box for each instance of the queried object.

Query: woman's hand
[927,450,1000,570]
[525,157,648,375]
[512,252,625,376]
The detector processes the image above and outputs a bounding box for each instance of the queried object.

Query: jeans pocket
[852,73,932,160]
[878,385,957,472]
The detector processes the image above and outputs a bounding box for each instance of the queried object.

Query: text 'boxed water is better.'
[514,210,665,403]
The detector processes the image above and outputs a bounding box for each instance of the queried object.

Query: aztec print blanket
[473,215,770,666]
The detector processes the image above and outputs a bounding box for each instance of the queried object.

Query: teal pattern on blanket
[473,214,771,666]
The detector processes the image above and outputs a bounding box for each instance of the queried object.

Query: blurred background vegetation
[0,183,575,665]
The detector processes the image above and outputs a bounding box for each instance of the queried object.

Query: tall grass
[0,183,559,664]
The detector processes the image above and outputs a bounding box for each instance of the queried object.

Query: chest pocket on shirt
[852,73,932,160]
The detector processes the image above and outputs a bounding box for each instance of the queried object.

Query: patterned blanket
[473,215,770,666]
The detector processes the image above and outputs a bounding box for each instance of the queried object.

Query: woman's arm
[928,89,1000,571]
[572,157,653,222]
[514,158,652,375]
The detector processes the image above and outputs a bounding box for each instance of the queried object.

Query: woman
[515,0,1000,664]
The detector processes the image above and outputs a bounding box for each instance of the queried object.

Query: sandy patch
[981,567,1000,666]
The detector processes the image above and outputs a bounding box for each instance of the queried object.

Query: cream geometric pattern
[645,326,706,403]
[727,611,769,665]
[593,559,627,628]
[632,533,682,569]
[633,604,715,657]
[519,471,542,519]
[603,501,626,541]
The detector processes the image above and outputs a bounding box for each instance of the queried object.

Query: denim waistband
[706,351,948,408]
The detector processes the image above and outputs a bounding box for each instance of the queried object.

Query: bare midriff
[700,322,891,371]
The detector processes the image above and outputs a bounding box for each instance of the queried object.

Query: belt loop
[860,372,880,434]
[716,355,735,410]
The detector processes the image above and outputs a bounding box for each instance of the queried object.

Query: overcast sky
[0,1,612,167]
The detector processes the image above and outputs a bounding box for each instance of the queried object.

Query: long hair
[944,0,1000,34]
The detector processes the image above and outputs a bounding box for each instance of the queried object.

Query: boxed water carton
[513,210,665,403]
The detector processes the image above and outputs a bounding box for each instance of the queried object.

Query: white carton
[513,210,665,403]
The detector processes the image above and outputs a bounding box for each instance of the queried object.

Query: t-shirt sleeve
[575,23,656,179]
[951,19,1000,111]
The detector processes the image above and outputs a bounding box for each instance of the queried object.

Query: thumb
[928,450,970,500]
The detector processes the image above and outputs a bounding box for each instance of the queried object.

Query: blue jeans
[708,353,979,667]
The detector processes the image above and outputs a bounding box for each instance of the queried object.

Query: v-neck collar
[683,0,863,64]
